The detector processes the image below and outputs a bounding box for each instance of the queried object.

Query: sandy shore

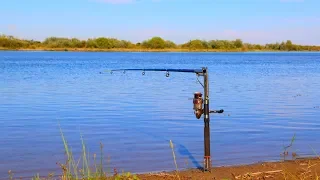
[137,157,320,180]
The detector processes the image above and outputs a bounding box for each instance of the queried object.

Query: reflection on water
[0,52,320,178]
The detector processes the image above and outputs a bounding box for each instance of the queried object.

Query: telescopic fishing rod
[106,67,224,172]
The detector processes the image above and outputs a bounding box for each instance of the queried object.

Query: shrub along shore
[1,35,320,52]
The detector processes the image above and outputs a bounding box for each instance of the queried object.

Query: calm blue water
[1,51,320,178]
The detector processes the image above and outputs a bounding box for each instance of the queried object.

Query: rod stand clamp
[209,109,224,114]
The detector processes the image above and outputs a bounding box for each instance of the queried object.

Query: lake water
[1,51,320,178]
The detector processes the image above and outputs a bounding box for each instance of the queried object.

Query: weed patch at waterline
[56,125,139,180]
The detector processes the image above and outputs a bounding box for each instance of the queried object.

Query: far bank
[1,47,320,53]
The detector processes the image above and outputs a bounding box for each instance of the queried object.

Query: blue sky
[1,0,319,45]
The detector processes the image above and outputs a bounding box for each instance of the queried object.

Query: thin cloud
[96,0,135,4]
[280,0,304,2]
[94,0,162,4]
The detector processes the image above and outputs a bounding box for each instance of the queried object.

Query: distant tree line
[1,34,319,51]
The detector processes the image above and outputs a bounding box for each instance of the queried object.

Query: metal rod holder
[108,67,224,172]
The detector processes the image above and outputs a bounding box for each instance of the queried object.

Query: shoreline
[11,157,320,179]
[1,47,320,53]
[137,157,320,180]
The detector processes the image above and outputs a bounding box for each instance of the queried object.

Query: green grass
[18,125,181,179]
[56,124,139,180]
[7,128,320,180]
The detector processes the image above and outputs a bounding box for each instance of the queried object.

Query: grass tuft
[56,125,139,180]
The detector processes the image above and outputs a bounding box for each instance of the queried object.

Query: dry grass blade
[81,133,91,177]
[235,170,283,179]
[169,140,180,180]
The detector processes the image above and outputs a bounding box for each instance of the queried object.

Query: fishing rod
[107,68,204,77]
[107,67,224,172]
[109,68,203,73]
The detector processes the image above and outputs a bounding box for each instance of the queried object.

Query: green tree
[213,40,225,49]
[274,43,280,50]
[71,38,82,48]
[86,38,98,48]
[208,40,216,49]
[1,34,320,52]
[185,40,205,49]
[234,39,243,48]
[0,35,27,48]
[279,42,286,51]
[165,40,177,48]
[80,40,87,48]
[142,37,166,49]
[115,40,132,48]
[254,44,263,50]
[95,37,111,49]
[201,40,209,49]
[286,40,293,51]
[43,37,76,48]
